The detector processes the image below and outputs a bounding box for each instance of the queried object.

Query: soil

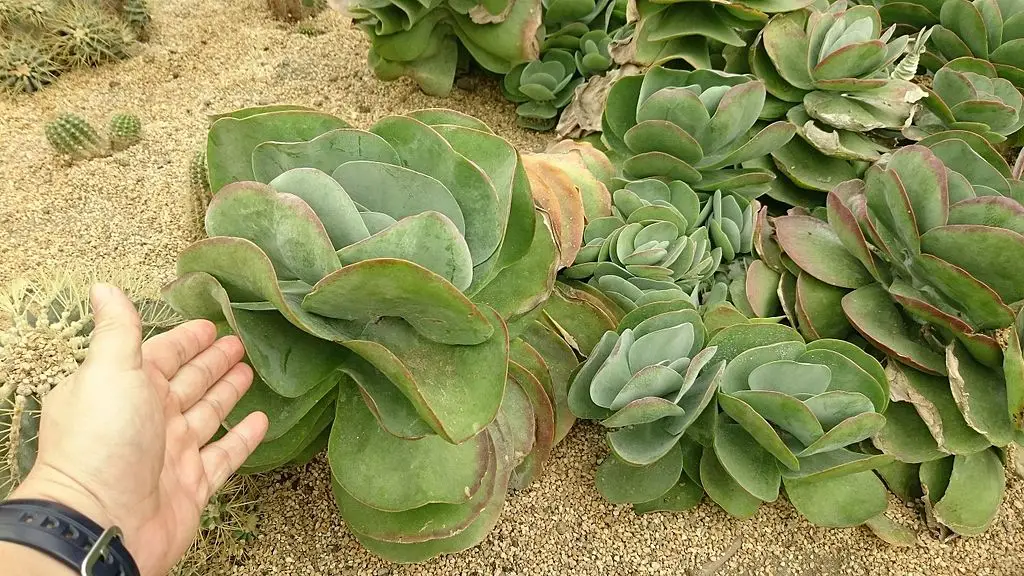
[0,1,1021,575]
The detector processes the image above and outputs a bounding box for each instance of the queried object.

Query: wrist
[11,465,116,531]
[0,541,77,575]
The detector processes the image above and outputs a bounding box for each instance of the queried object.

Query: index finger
[141,319,218,379]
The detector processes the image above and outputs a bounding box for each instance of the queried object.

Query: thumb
[83,283,143,371]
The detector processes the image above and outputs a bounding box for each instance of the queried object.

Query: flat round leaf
[205,181,341,285]
[336,211,473,292]
[714,422,782,502]
[774,215,873,289]
[699,446,763,519]
[267,168,370,250]
[841,284,947,375]
[719,393,800,471]
[932,449,1006,535]
[252,128,400,184]
[206,110,350,192]
[595,445,684,505]
[304,259,492,345]
[783,470,888,527]
[921,224,1024,304]
[343,308,508,444]
[328,377,490,512]
[872,401,947,463]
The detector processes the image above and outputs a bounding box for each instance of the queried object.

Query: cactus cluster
[0,0,151,93]
[45,111,142,160]
[547,0,1024,545]
[0,270,179,498]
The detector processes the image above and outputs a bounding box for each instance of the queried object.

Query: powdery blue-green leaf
[267,168,370,250]
[714,422,782,502]
[205,181,341,285]
[595,445,684,504]
[304,259,492,346]
[328,377,490,512]
[699,446,763,519]
[336,212,473,292]
[783,470,888,527]
[252,128,400,184]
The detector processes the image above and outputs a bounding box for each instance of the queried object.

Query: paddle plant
[743,1,928,205]
[743,143,1023,535]
[336,0,544,96]
[162,105,614,562]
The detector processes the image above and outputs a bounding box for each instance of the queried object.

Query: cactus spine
[0,270,180,498]
[120,0,150,40]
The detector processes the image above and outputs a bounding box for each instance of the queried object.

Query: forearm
[0,543,76,575]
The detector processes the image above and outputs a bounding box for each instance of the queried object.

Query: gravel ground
[0,1,1021,575]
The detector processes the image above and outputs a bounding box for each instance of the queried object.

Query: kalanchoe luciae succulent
[162,105,612,561]
[567,292,726,513]
[747,143,1024,535]
[503,49,585,130]
[902,0,1024,89]
[337,0,543,96]
[622,0,819,70]
[743,2,928,203]
[908,57,1024,143]
[602,66,797,199]
[706,322,893,526]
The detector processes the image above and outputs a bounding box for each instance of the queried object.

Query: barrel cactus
[601,66,797,199]
[44,113,105,160]
[1,39,59,93]
[909,57,1024,142]
[108,112,142,151]
[162,105,611,561]
[749,143,1023,534]
[1,270,179,498]
[49,1,131,68]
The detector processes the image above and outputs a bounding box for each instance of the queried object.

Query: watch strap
[0,499,139,576]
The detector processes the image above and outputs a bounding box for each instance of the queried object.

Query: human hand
[10,283,269,575]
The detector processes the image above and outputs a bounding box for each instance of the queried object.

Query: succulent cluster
[0,0,151,93]
[163,105,618,561]
[555,0,1023,540]
[0,270,179,499]
[45,111,143,160]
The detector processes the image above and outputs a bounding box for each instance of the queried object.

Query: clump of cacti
[0,269,179,498]
[0,0,150,93]
[108,111,141,151]
[44,113,105,160]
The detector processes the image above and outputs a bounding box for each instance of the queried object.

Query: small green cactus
[44,113,105,160]
[1,270,179,498]
[49,1,130,68]
[295,21,322,36]
[120,0,149,41]
[189,149,211,206]
[1,38,59,93]
[108,112,141,151]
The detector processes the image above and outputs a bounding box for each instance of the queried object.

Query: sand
[0,1,1022,574]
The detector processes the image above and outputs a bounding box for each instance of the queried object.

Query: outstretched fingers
[141,319,218,380]
[167,335,246,411]
[183,362,254,445]
[200,411,269,500]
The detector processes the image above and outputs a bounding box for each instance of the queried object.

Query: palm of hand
[19,285,267,576]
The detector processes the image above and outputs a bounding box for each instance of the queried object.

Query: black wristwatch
[0,499,139,576]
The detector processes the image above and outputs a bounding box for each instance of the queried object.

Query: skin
[0,283,269,575]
